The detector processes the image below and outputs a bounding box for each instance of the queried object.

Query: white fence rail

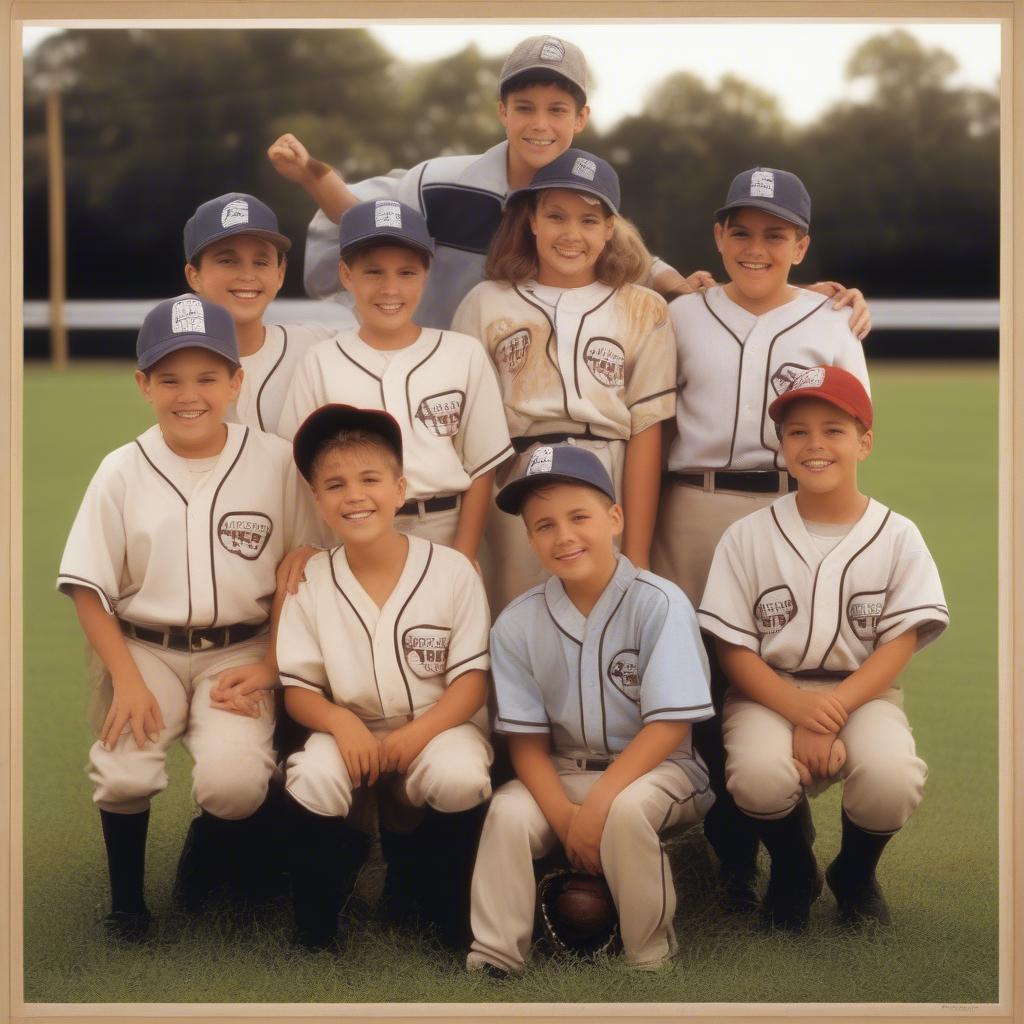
[22,298,1000,332]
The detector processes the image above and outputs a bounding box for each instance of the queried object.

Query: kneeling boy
[467,445,715,975]
[699,367,948,931]
[277,405,494,949]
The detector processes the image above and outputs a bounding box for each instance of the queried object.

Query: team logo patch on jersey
[847,591,886,643]
[494,329,530,378]
[771,363,812,396]
[402,626,450,679]
[572,157,597,181]
[583,337,625,387]
[374,200,402,228]
[416,390,465,437]
[786,367,827,394]
[540,38,565,62]
[754,586,797,634]
[221,198,249,228]
[527,446,554,475]
[218,512,273,560]
[607,649,641,703]
[750,169,775,198]
[171,297,205,334]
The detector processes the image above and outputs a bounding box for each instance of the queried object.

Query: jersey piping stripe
[414,161,429,215]
[393,543,434,714]
[770,505,810,568]
[626,385,677,410]
[446,649,489,673]
[514,286,566,420]
[876,614,947,642]
[336,343,386,407]
[496,716,550,728]
[57,574,115,614]
[697,609,761,639]
[544,607,583,646]
[641,703,714,721]
[255,325,288,432]
[404,333,444,426]
[206,429,249,628]
[468,443,514,478]
[329,550,386,716]
[572,290,616,401]
[700,291,746,468]
[134,440,188,505]
[877,602,950,622]
[597,585,633,754]
[280,672,322,689]
[758,296,831,464]
[818,510,892,669]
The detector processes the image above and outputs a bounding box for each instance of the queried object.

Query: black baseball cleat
[826,861,892,926]
[719,868,760,914]
[763,865,823,934]
[101,907,152,943]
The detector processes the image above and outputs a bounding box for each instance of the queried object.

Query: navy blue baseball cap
[505,148,620,215]
[136,294,240,371]
[496,443,616,515]
[339,200,436,262]
[715,167,811,231]
[293,404,405,484]
[184,192,292,263]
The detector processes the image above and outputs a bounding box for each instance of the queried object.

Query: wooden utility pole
[46,88,67,371]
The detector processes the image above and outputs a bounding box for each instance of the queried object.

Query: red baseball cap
[768,366,873,430]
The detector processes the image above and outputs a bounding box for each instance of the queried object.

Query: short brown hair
[340,242,431,270]
[310,428,403,487]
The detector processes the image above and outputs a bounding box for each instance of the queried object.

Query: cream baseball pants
[467,754,714,973]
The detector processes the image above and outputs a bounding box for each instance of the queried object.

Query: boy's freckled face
[338,246,428,344]
[714,208,809,308]
[311,445,407,544]
[184,235,285,328]
[522,482,623,582]
[499,83,588,180]
[780,399,872,493]
[529,190,614,289]
[135,347,242,458]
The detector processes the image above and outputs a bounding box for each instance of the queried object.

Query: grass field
[21,360,999,1005]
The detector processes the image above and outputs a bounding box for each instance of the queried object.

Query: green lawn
[21,360,999,1005]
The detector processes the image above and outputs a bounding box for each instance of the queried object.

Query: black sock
[100,808,150,914]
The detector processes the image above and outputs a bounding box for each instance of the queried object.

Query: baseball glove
[537,869,621,959]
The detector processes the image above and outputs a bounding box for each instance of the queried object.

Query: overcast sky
[22,21,1000,129]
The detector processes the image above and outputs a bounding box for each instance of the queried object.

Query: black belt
[568,757,611,771]
[120,619,266,652]
[396,494,459,516]
[510,430,614,454]
[670,470,797,494]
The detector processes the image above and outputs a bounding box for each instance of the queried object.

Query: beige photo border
[2,1,1019,1022]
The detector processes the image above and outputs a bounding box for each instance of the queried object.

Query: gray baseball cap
[136,294,240,371]
[499,35,588,102]
[338,199,436,262]
[496,443,616,515]
[184,192,291,263]
[505,148,620,214]
[715,167,812,231]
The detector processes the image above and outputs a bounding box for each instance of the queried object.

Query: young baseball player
[276,200,512,559]
[183,191,357,437]
[56,295,319,941]
[649,166,873,910]
[452,148,674,611]
[699,366,947,931]
[268,34,710,329]
[278,404,495,950]
[467,444,714,976]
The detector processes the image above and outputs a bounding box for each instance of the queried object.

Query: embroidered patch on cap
[572,157,597,181]
[786,367,827,393]
[527,446,554,475]
[171,297,205,334]
[375,200,402,228]
[750,169,775,198]
[540,38,565,62]
[221,199,250,228]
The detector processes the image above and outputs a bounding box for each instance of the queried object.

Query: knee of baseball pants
[726,751,803,821]
[842,754,928,833]
[192,747,275,820]
[284,734,355,818]
[405,727,494,813]
[88,739,169,814]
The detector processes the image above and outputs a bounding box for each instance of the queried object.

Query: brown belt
[396,494,459,516]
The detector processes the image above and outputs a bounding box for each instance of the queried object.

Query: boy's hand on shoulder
[102,673,164,751]
[210,660,276,718]
[267,133,333,186]
[806,281,872,340]
[564,799,607,876]
[792,725,847,783]
[330,709,382,788]
[276,544,321,595]
[787,688,848,734]
[380,719,431,775]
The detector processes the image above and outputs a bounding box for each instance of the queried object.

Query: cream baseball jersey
[452,280,677,441]
[231,322,351,436]
[698,493,949,672]
[667,286,869,472]
[57,423,319,627]
[276,328,513,500]
[277,536,491,721]
[491,556,714,759]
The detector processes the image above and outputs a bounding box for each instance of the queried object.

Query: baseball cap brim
[293,404,404,483]
[137,334,240,372]
[188,225,292,262]
[339,228,434,262]
[501,64,586,100]
[715,198,809,232]
[504,180,618,215]
[496,471,616,516]
[767,389,868,428]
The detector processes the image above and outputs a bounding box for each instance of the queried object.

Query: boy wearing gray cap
[183,192,357,437]
[56,295,319,940]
